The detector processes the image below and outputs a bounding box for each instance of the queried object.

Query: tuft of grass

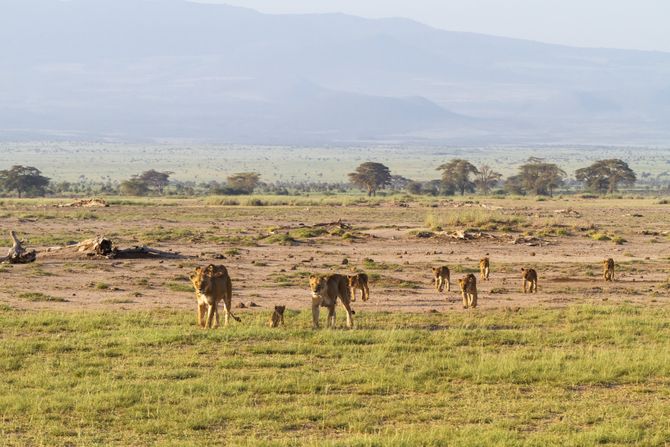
[263,233,297,245]
[18,292,68,302]
[290,227,327,239]
[590,232,611,241]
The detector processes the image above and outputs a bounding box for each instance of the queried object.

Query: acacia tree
[0,165,50,198]
[119,178,149,196]
[348,162,392,196]
[138,170,172,195]
[517,157,566,196]
[227,172,261,194]
[437,159,478,195]
[575,159,636,194]
[504,174,526,195]
[474,165,503,195]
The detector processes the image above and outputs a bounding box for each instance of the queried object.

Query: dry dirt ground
[0,197,668,320]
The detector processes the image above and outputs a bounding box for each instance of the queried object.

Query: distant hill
[1,0,669,144]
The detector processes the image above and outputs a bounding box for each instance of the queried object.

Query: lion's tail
[230,312,242,322]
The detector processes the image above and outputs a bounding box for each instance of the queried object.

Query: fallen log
[0,231,37,264]
[112,245,186,260]
[43,236,189,260]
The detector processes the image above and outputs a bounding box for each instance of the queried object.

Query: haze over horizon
[195,0,670,53]
[2,0,670,145]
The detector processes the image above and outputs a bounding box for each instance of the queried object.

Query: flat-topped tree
[475,164,503,195]
[348,162,392,197]
[575,159,636,194]
[517,157,566,197]
[437,159,478,195]
[0,165,50,198]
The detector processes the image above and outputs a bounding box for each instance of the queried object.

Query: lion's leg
[363,283,370,302]
[213,302,220,328]
[341,300,354,329]
[351,287,356,302]
[326,305,336,328]
[532,280,537,293]
[471,291,477,308]
[197,302,206,327]
[485,267,490,280]
[221,301,231,327]
[205,304,215,328]
[446,274,450,292]
[462,291,468,309]
[312,299,320,329]
[523,280,527,294]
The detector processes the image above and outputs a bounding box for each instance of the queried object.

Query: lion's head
[309,275,327,298]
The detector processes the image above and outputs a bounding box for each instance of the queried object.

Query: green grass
[0,305,669,446]
[166,282,193,293]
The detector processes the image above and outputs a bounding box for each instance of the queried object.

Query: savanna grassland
[1,194,670,446]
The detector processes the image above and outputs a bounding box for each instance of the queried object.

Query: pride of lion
[190,256,616,329]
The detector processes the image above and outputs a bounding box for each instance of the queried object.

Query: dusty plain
[0,195,668,315]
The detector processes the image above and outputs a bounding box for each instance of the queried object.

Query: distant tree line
[347,157,639,197]
[0,157,665,198]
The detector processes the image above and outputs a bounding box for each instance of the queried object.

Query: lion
[348,272,370,302]
[309,274,355,329]
[458,273,478,309]
[268,305,286,328]
[189,264,241,328]
[432,266,451,294]
[603,258,615,282]
[479,257,490,281]
[521,268,538,293]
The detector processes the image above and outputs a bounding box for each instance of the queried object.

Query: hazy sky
[194,0,670,53]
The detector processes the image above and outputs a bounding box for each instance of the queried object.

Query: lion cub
[432,266,451,294]
[479,257,490,280]
[603,258,615,282]
[521,268,538,293]
[458,273,478,309]
[348,272,370,302]
[309,274,355,329]
[268,305,286,328]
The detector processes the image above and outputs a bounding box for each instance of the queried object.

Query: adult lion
[189,265,241,328]
[309,274,355,329]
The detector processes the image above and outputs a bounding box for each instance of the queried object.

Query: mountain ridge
[1,0,669,144]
